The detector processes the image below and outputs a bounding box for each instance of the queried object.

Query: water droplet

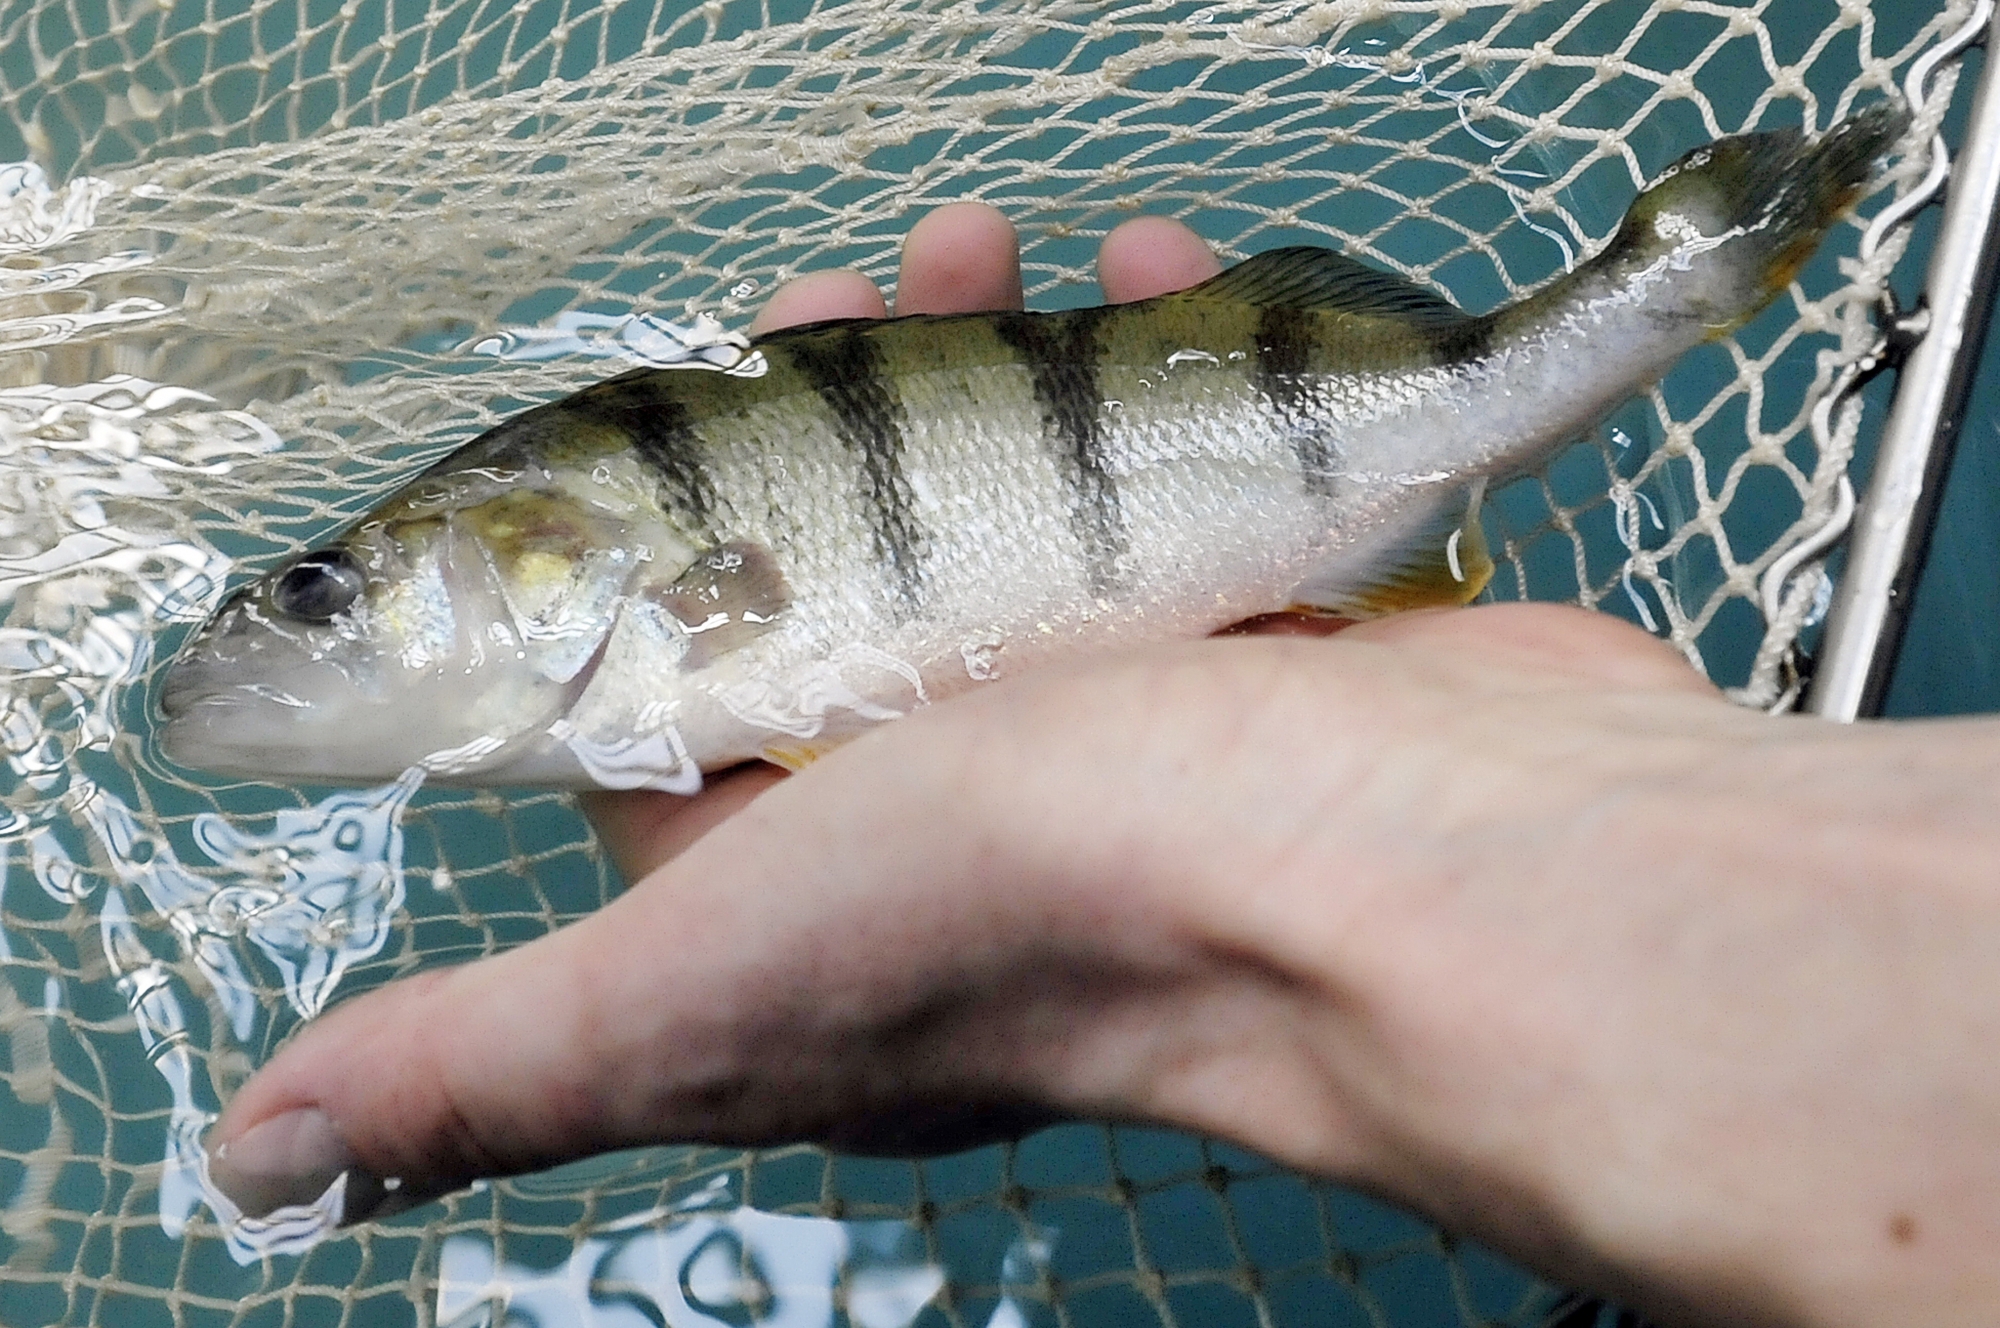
[960,638,1003,681]
[1802,568,1834,628]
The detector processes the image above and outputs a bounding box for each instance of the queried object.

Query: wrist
[1260,708,2000,1328]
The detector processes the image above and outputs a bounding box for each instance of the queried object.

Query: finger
[582,763,789,886]
[749,269,887,335]
[893,203,1024,315]
[1098,216,1222,303]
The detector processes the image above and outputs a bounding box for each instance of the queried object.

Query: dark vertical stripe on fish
[786,327,928,609]
[1255,305,1336,494]
[573,389,717,531]
[1425,313,1495,368]
[992,307,1124,591]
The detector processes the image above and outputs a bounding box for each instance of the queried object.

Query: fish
[158,106,1907,791]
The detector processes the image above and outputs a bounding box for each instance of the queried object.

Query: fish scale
[158,107,1908,789]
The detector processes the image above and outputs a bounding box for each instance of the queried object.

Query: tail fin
[1607,103,1910,304]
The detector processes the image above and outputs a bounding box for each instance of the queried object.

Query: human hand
[206,206,2000,1328]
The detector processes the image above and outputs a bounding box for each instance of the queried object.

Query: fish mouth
[156,628,613,784]
[153,677,387,783]
[158,663,299,721]
[154,650,341,777]
[155,673,269,773]
[159,672,223,721]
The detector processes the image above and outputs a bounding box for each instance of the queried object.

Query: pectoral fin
[649,541,791,669]
[1289,488,1493,618]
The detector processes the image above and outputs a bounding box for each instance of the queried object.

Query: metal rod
[1806,11,2000,720]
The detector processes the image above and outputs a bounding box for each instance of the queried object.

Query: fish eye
[271,549,367,623]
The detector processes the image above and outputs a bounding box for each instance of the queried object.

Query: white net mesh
[0,0,1974,1323]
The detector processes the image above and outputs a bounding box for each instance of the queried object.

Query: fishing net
[0,0,1977,1323]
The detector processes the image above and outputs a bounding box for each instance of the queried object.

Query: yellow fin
[760,741,838,773]
[1290,488,1493,619]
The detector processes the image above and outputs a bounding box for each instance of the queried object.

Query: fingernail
[207,1107,385,1222]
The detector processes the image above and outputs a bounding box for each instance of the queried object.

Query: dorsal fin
[1175,247,1466,327]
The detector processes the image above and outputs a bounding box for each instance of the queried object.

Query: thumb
[204,812,946,1221]
[201,669,1200,1222]
[204,911,658,1222]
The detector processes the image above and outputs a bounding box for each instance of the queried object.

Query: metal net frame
[0,0,1985,1323]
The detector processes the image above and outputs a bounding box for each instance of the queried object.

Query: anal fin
[1290,487,1493,618]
